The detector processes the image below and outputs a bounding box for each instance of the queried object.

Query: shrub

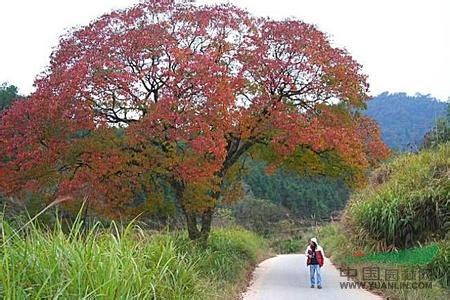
[230,197,289,236]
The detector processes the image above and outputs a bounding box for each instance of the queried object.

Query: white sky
[1,0,449,100]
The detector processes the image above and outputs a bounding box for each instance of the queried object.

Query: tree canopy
[0,0,389,244]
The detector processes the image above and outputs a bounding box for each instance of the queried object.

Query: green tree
[422,104,450,148]
[0,82,21,112]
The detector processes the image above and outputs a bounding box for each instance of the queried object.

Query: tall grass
[346,143,449,249]
[0,215,268,299]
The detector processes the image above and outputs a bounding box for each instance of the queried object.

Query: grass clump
[346,143,449,249]
[0,216,268,299]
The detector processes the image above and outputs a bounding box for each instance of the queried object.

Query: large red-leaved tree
[0,0,389,244]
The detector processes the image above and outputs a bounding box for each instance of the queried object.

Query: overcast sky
[1,0,449,100]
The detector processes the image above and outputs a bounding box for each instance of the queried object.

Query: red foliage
[0,0,388,218]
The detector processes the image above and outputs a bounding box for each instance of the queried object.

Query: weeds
[347,143,449,249]
[0,216,268,299]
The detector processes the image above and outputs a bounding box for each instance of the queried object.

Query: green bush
[230,197,289,236]
[272,238,304,254]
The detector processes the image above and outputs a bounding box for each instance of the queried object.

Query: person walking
[305,237,325,289]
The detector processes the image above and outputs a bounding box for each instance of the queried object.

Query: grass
[0,215,269,299]
[344,245,439,264]
[319,223,449,300]
[346,142,449,250]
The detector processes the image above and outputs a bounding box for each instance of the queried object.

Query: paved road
[242,254,382,300]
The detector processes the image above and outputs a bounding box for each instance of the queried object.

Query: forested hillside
[365,92,448,150]
[243,161,349,219]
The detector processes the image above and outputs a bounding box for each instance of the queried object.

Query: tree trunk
[173,178,216,246]
[199,208,213,246]
[183,208,214,247]
[184,209,201,241]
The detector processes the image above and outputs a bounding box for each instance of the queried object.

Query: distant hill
[364,92,448,151]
